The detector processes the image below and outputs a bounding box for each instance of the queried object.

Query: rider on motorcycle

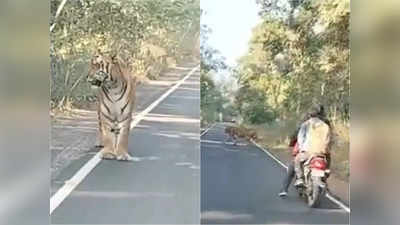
[294,104,332,187]
[278,117,306,197]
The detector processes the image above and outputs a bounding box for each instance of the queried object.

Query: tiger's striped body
[87,52,136,161]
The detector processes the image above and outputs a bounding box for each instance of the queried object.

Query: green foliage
[236,0,349,123]
[235,85,275,124]
[199,23,231,125]
[50,0,200,110]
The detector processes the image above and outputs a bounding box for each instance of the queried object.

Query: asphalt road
[201,123,350,224]
[51,63,199,180]
[51,65,200,224]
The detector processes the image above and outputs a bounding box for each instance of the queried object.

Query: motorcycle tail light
[310,157,327,170]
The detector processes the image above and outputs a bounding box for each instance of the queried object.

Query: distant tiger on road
[87,51,137,161]
[224,125,258,144]
[225,126,239,145]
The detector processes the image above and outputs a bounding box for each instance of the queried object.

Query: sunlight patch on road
[168,95,200,100]
[55,119,97,125]
[201,210,253,220]
[52,125,98,130]
[175,162,200,170]
[143,115,199,123]
[175,162,192,166]
[181,81,199,85]
[189,165,200,170]
[153,131,199,140]
[173,66,193,70]
[225,149,240,152]
[177,87,200,91]
[130,156,160,162]
[201,139,247,146]
[145,80,174,86]
[156,133,181,138]
[51,146,90,151]
[132,124,151,129]
[72,191,175,199]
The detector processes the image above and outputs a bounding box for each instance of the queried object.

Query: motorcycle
[296,155,330,208]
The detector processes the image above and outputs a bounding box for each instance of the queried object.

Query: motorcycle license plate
[311,169,325,177]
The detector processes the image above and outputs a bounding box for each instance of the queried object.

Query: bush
[50,0,200,112]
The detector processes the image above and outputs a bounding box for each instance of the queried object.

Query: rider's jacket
[297,117,330,155]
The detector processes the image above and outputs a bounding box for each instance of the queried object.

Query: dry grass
[330,122,350,180]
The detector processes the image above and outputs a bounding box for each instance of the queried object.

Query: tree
[235,0,349,123]
[50,0,200,110]
[200,22,230,124]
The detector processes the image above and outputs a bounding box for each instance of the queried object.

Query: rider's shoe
[278,190,288,197]
[294,178,304,187]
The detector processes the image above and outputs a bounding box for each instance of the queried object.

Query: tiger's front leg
[95,95,104,149]
[98,120,116,160]
[95,120,105,149]
[115,121,133,161]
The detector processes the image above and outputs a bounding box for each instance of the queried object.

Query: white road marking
[249,139,351,213]
[130,66,199,130]
[201,139,247,146]
[250,140,288,169]
[175,162,199,170]
[201,211,253,220]
[142,116,199,123]
[50,154,102,214]
[55,119,97,124]
[201,140,222,144]
[51,146,91,151]
[200,123,216,136]
[203,124,350,213]
[50,65,199,215]
[72,191,175,198]
[52,125,98,130]
[175,162,193,166]
[326,192,351,213]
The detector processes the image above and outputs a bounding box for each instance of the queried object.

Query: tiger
[224,126,236,138]
[247,130,258,141]
[224,126,239,145]
[86,51,137,161]
[224,126,258,143]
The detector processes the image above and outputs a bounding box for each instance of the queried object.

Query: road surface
[51,64,200,224]
[201,123,349,224]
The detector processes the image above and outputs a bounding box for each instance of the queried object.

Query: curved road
[201,123,349,224]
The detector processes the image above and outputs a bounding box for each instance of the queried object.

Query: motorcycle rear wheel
[307,177,323,208]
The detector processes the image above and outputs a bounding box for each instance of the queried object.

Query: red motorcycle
[296,154,330,207]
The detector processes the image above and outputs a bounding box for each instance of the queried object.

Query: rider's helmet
[308,103,325,118]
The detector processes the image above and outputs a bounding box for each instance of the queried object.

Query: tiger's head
[87,51,121,90]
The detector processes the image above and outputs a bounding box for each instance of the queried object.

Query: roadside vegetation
[50,0,200,113]
[201,0,349,181]
[200,22,231,127]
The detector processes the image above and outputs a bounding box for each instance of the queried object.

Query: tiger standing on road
[224,126,258,145]
[87,51,137,161]
[224,126,239,145]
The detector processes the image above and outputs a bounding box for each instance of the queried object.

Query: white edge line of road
[50,65,199,215]
[200,139,247,146]
[250,139,350,213]
[200,123,216,136]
